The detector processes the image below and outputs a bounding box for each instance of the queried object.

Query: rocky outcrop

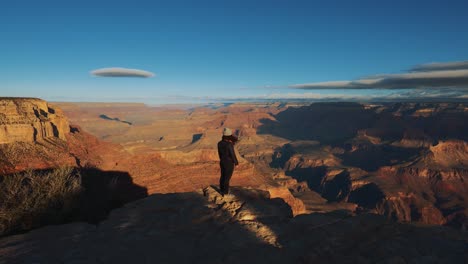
[429,140,468,168]
[377,192,446,225]
[263,185,307,216]
[373,167,468,227]
[0,186,466,263]
[0,98,69,144]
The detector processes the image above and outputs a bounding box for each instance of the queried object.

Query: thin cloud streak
[291,60,468,90]
[410,60,468,72]
[91,67,155,78]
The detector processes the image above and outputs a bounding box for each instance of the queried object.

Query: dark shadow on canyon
[338,145,423,171]
[257,103,377,145]
[321,170,352,202]
[348,183,385,208]
[285,166,328,192]
[191,133,203,144]
[99,114,133,125]
[258,102,468,145]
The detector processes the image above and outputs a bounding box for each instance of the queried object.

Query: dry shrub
[0,167,81,236]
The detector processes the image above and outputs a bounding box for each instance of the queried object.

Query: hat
[223,127,232,136]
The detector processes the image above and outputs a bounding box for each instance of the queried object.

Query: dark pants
[219,162,234,195]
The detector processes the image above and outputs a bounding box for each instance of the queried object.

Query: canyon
[52,100,468,228]
[0,98,467,262]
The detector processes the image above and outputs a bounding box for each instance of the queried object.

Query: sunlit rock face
[0,99,130,174]
[0,98,69,143]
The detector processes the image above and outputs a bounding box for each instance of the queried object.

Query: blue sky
[1,0,468,103]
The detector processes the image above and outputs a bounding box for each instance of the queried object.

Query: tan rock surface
[0,98,69,144]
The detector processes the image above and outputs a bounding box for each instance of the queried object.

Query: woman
[217,128,239,196]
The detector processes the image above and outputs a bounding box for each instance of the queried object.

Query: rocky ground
[0,186,466,264]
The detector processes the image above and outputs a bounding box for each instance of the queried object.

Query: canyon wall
[0,98,69,144]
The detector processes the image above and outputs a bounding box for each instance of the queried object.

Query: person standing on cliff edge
[217,128,239,196]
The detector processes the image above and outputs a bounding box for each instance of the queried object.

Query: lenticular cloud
[91,67,155,78]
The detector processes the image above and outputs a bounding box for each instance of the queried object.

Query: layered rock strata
[0,98,69,144]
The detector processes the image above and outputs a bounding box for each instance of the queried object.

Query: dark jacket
[218,139,238,165]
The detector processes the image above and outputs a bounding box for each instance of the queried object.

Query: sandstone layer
[0,98,69,144]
